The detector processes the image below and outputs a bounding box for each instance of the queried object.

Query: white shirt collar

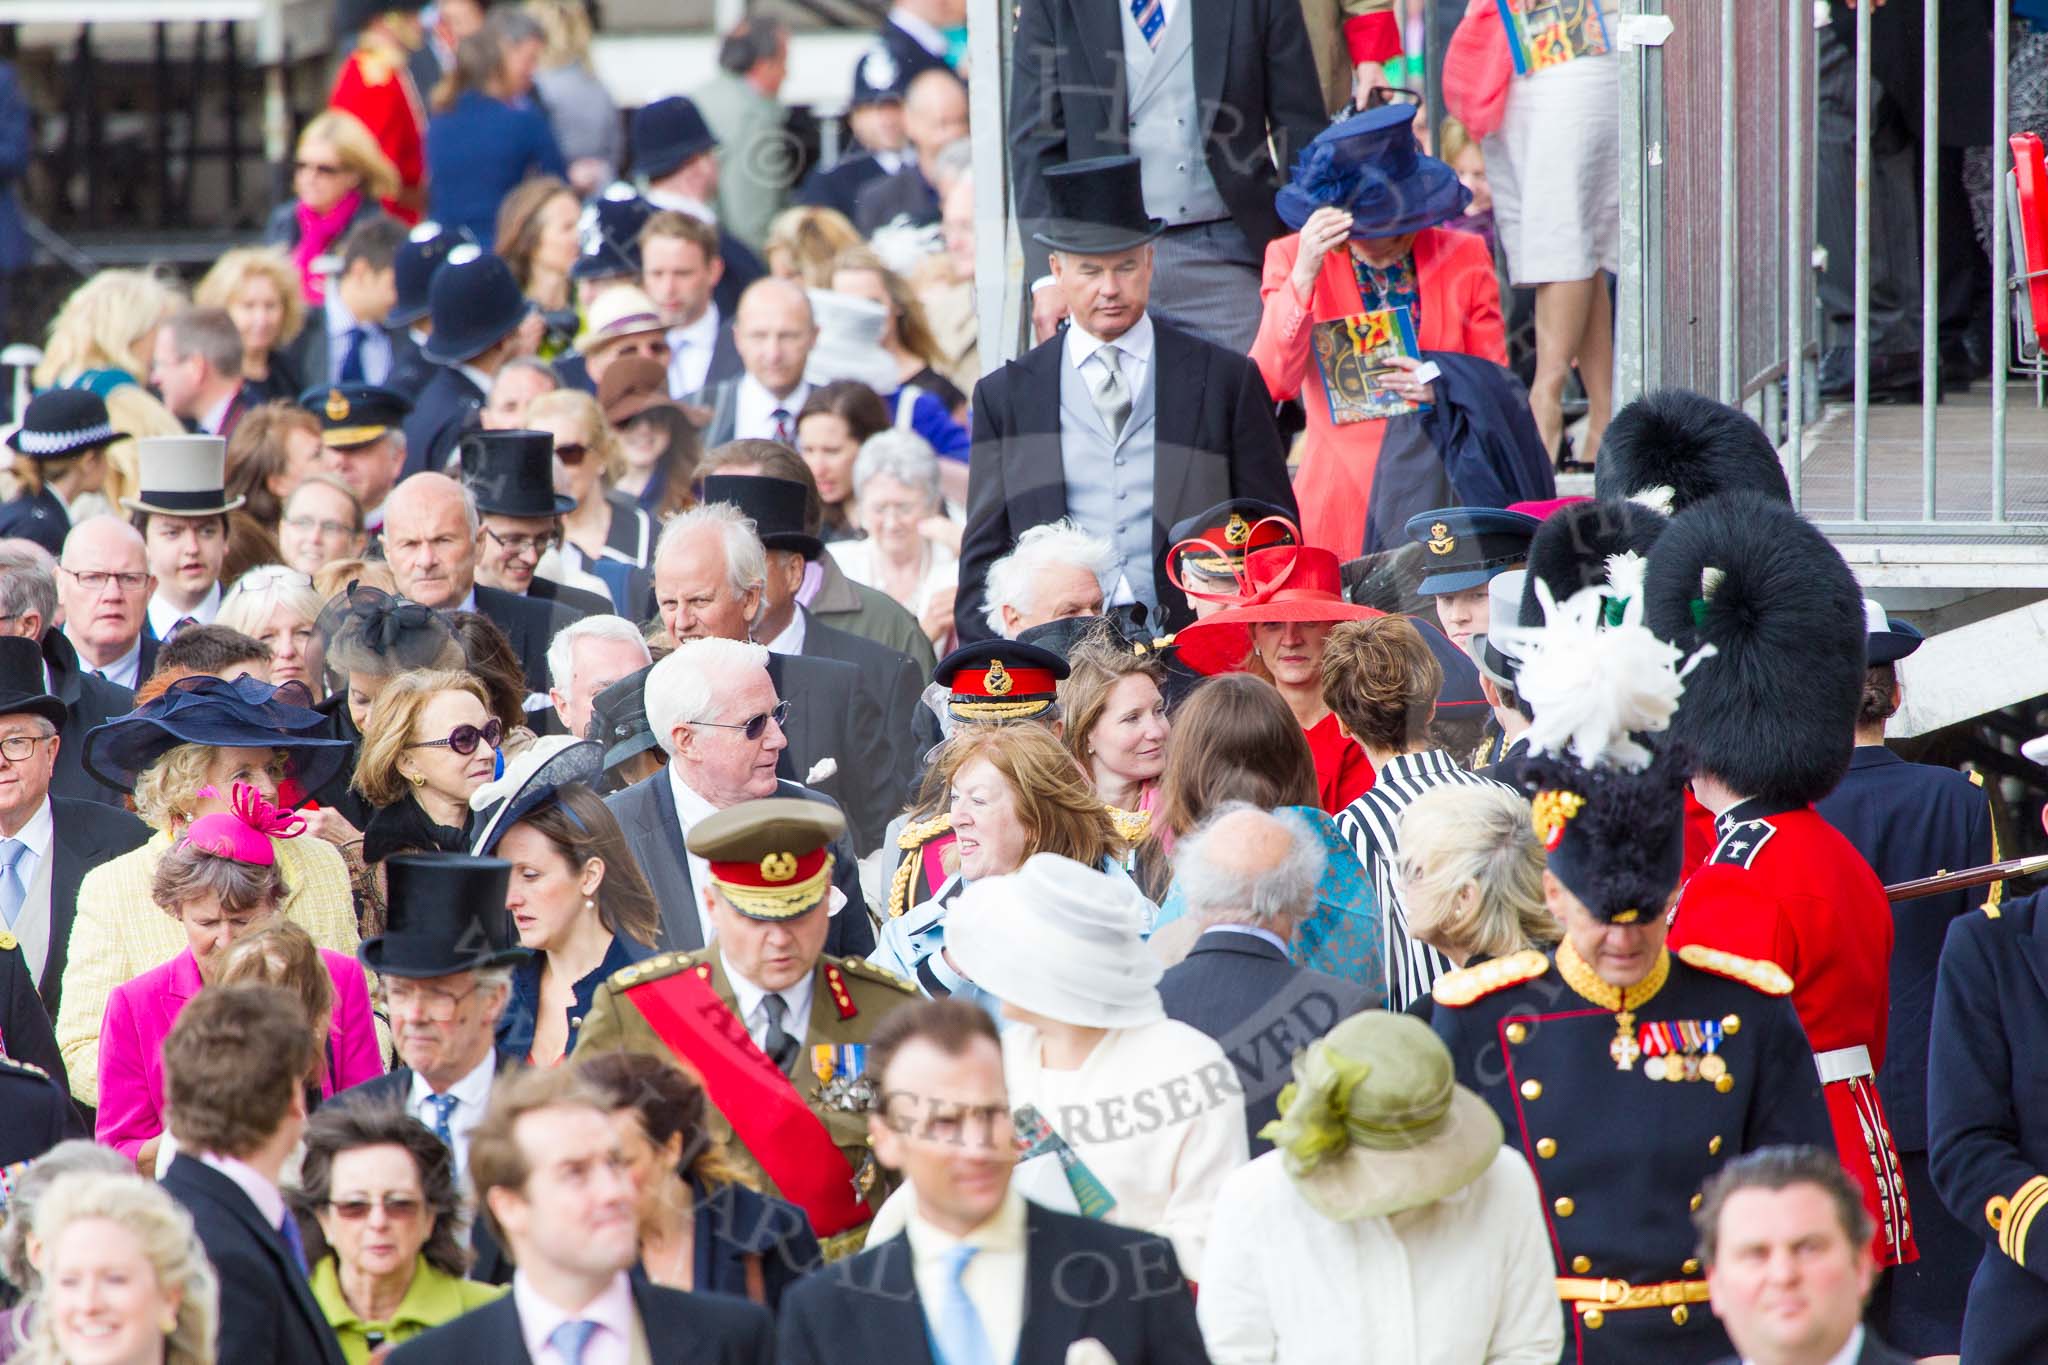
[734,375,811,441]
[327,290,364,338]
[410,1043,499,1106]
[667,304,723,396]
[456,362,495,397]
[644,188,718,226]
[722,951,816,1042]
[458,586,479,613]
[68,629,142,687]
[147,580,221,639]
[200,388,237,436]
[513,1269,637,1362]
[670,304,719,353]
[6,799,53,860]
[1200,922,1291,955]
[1746,1326,1863,1365]
[906,1183,1028,1260]
[198,1152,287,1229]
[761,606,806,656]
[888,6,950,55]
[1064,312,1155,374]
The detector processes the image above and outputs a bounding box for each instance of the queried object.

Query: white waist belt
[1815,1044,1874,1084]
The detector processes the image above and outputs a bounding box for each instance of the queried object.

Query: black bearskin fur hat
[1596,389,1793,515]
[1518,499,1668,630]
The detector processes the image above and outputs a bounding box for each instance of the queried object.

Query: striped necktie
[1129,0,1165,47]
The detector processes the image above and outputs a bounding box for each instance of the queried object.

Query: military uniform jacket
[1432,945,1831,1365]
[1929,891,2048,1364]
[573,948,920,1256]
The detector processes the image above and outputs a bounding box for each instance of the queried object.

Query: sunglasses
[691,698,792,742]
[295,160,348,177]
[555,442,588,466]
[408,718,504,756]
[326,1195,424,1222]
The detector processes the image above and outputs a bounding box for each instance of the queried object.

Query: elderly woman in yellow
[53,674,358,1109]
[31,268,187,511]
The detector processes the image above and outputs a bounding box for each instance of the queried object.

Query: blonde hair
[34,269,185,388]
[353,670,492,807]
[218,567,325,641]
[312,557,394,600]
[132,742,287,834]
[24,1172,219,1365]
[296,109,401,204]
[526,388,623,485]
[526,0,594,66]
[194,247,308,351]
[1056,636,1166,780]
[1396,784,1557,961]
[763,207,863,288]
[933,725,1123,873]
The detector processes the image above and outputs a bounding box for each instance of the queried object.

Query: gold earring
[408,771,426,789]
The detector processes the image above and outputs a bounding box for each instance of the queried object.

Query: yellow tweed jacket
[56,831,361,1108]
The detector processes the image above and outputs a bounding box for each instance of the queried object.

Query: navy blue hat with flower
[1275,104,1471,240]
[82,675,351,796]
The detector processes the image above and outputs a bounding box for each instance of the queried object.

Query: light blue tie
[548,1319,598,1365]
[426,1093,459,1149]
[931,1244,995,1365]
[0,839,26,929]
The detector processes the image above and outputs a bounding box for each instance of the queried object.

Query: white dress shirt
[906,1185,1029,1365]
[4,800,55,985]
[198,1152,288,1229]
[199,389,238,437]
[67,631,141,688]
[722,951,816,1056]
[514,1269,638,1365]
[667,305,722,398]
[761,608,807,656]
[408,1046,498,1183]
[732,375,811,442]
[324,291,395,387]
[146,581,221,640]
[645,188,719,226]
[667,763,726,946]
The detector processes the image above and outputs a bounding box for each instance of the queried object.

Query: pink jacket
[96,947,385,1158]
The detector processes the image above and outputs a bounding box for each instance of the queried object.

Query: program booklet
[1496,0,1612,75]
[1311,304,1428,424]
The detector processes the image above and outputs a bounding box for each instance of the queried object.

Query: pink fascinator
[181,782,304,867]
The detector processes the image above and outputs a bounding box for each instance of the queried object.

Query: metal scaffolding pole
[967,0,1024,370]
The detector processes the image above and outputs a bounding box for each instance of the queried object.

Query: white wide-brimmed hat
[945,853,1164,1029]
[119,435,244,518]
[804,289,905,394]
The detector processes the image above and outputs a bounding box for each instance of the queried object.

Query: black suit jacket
[955,319,1295,642]
[793,152,890,223]
[400,365,485,480]
[1709,1332,1913,1365]
[852,164,938,235]
[765,651,896,856]
[42,629,137,807]
[527,574,618,620]
[797,612,921,824]
[472,582,585,694]
[0,939,64,1095]
[388,1273,772,1365]
[776,1200,1209,1365]
[287,305,426,392]
[1008,0,1322,281]
[604,771,873,959]
[713,231,767,321]
[1157,929,1375,1152]
[161,1154,348,1365]
[43,795,151,1020]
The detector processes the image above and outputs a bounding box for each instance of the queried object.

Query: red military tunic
[1669,801,1915,1266]
[329,44,424,223]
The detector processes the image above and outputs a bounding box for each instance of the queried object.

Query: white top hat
[119,435,244,518]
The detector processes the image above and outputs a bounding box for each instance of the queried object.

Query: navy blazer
[44,628,138,808]
[0,64,30,274]
[681,1180,821,1312]
[776,1199,1209,1365]
[400,365,485,481]
[955,318,1295,642]
[471,582,588,694]
[1157,928,1375,1153]
[387,1272,772,1365]
[792,152,891,223]
[162,1154,348,1365]
[1816,745,1994,1151]
[0,487,66,557]
[497,932,652,1061]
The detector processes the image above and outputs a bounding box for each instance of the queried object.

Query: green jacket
[310,1255,506,1364]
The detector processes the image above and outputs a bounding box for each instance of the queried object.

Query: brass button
[1571,1255,1591,1274]
[1708,1135,1723,1155]
[1689,1192,1703,1212]
[1682,1257,1700,1275]
[1715,1074,1735,1094]
[1554,1196,1576,1217]
[1583,1308,1605,1330]
[1721,1014,1741,1035]
[1505,1022,1528,1044]
[1536,1137,1558,1159]
[1672,1305,1690,1326]
[1521,1079,1543,1101]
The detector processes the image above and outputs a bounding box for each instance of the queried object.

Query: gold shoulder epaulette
[1109,806,1151,843]
[836,956,918,994]
[1970,769,1987,787]
[1431,949,1549,1008]
[0,1056,48,1080]
[609,950,701,990]
[1676,944,1794,996]
[897,811,952,849]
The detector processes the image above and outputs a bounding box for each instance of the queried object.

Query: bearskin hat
[1518,499,1668,630]
[1595,389,1793,515]
[1642,490,1865,807]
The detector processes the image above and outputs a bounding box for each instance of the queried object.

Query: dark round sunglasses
[691,699,793,742]
[407,717,504,756]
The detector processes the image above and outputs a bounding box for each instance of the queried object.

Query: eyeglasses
[0,734,54,763]
[554,442,589,466]
[60,567,151,594]
[407,718,503,756]
[481,525,559,556]
[282,514,357,538]
[690,698,791,742]
[326,1195,425,1222]
[1363,86,1422,109]
[295,159,348,177]
[379,978,484,1021]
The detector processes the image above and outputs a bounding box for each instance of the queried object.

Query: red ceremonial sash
[625,970,873,1237]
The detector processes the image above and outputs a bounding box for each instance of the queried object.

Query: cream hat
[119,435,244,517]
[944,853,1164,1029]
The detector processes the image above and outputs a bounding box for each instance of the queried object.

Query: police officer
[1434,555,1831,1364]
[573,798,918,1259]
[1817,598,1994,1355]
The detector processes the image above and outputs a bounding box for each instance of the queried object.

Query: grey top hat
[118,436,245,518]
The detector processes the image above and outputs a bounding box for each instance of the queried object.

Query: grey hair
[546,613,652,694]
[0,545,58,628]
[490,355,562,400]
[151,837,289,917]
[644,636,771,756]
[1173,802,1326,928]
[0,1140,133,1292]
[982,518,1113,637]
[931,137,974,187]
[654,501,769,607]
[852,428,943,506]
[217,568,324,640]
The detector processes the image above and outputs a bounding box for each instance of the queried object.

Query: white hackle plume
[1492,576,1704,773]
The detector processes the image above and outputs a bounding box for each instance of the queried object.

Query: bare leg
[1577,277,1615,464]
[1531,277,1597,457]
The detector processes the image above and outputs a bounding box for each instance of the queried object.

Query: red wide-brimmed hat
[1173,541,1385,676]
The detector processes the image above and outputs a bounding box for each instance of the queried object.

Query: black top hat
[8,390,117,461]
[421,247,531,366]
[631,97,719,182]
[1595,389,1792,516]
[588,662,659,772]
[1030,157,1164,255]
[1403,506,1541,596]
[698,474,823,561]
[0,637,65,729]
[358,853,530,977]
[572,184,657,283]
[390,222,470,330]
[301,383,411,450]
[462,429,575,518]
[81,675,351,795]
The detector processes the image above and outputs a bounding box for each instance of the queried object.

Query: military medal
[812,1044,875,1112]
[1698,1020,1728,1083]
[1640,1021,1673,1081]
[1610,1010,1641,1071]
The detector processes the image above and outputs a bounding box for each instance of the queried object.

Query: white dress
[1482,49,1620,285]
